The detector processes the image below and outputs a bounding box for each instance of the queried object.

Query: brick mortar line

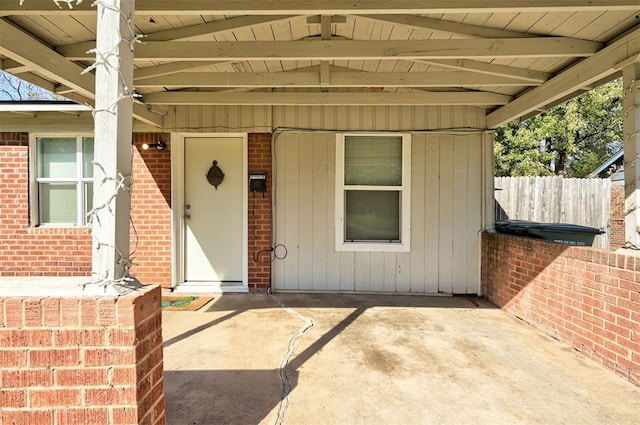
[135,325,162,345]
[140,362,164,384]
[0,325,135,330]
[1,386,137,392]
[134,308,161,325]
[138,383,165,424]
[135,347,164,382]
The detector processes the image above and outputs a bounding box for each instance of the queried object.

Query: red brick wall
[248,133,272,289]
[130,134,172,287]
[0,285,165,424]
[610,182,625,249]
[0,133,92,277]
[0,132,173,288]
[1,131,272,290]
[482,232,640,386]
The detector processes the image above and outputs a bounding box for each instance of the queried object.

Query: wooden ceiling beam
[134,62,223,81]
[0,18,95,98]
[143,91,512,106]
[1,1,637,16]
[12,72,56,92]
[135,71,536,88]
[58,38,602,61]
[486,24,640,127]
[64,15,298,81]
[131,47,552,87]
[416,59,552,84]
[144,15,295,41]
[0,18,162,127]
[356,14,535,39]
[1,58,30,73]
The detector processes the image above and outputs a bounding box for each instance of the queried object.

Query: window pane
[345,136,402,186]
[38,137,77,178]
[83,137,94,178]
[345,190,400,241]
[84,182,93,224]
[39,183,77,224]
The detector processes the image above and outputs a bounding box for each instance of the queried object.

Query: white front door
[180,136,247,291]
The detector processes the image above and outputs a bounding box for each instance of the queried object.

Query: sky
[0,71,63,100]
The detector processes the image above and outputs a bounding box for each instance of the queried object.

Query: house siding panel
[272,106,486,294]
[272,105,485,131]
[167,106,271,133]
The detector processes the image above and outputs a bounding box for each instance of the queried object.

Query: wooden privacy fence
[494,176,611,249]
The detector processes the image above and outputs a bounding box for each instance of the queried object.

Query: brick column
[0,285,165,424]
[130,133,172,287]
[248,134,273,290]
[623,63,640,247]
[610,182,625,249]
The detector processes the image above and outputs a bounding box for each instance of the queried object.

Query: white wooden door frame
[171,133,248,293]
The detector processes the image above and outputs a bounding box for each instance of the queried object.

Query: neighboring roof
[0,100,91,112]
[590,149,625,181]
[0,3,639,127]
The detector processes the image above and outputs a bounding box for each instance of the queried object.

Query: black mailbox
[249,173,267,192]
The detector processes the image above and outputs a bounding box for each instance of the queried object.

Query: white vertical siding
[166,104,486,293]
[272,105,486,294]
[273,105,485,131]
[166,106,271,133]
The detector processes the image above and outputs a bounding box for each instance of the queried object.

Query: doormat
[161,296,214,311]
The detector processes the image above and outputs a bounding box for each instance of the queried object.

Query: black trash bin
[495,220,604,247]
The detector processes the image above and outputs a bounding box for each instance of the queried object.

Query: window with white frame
[335,134,411,252]
[31,136,94,226]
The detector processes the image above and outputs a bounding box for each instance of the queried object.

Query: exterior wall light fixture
[142,141,167,150]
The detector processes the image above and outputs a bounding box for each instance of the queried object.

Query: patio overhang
[0,3,638,122]
[1,0,640,273]
[2,1,638,15]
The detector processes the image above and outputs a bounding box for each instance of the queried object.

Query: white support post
[623,62,640,248]
[482,131,496,232]
[91,0,136,283]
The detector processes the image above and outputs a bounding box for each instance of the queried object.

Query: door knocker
[206,160,225,190]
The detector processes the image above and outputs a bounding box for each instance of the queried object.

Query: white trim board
[172,283,249,294]
[170,132,249,293]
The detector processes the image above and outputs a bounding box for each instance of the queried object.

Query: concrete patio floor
[162,293,639,425]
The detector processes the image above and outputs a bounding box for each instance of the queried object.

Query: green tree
[495,79,623,178]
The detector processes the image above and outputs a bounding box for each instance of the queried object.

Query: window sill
[335,242,410,253]
[28,225,91,235]
[35,224,87,227]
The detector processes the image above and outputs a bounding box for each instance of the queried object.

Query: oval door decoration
[206,160,225,190]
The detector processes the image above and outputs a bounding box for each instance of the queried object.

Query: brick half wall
[482,232,640,385]
[0,285,165,424]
